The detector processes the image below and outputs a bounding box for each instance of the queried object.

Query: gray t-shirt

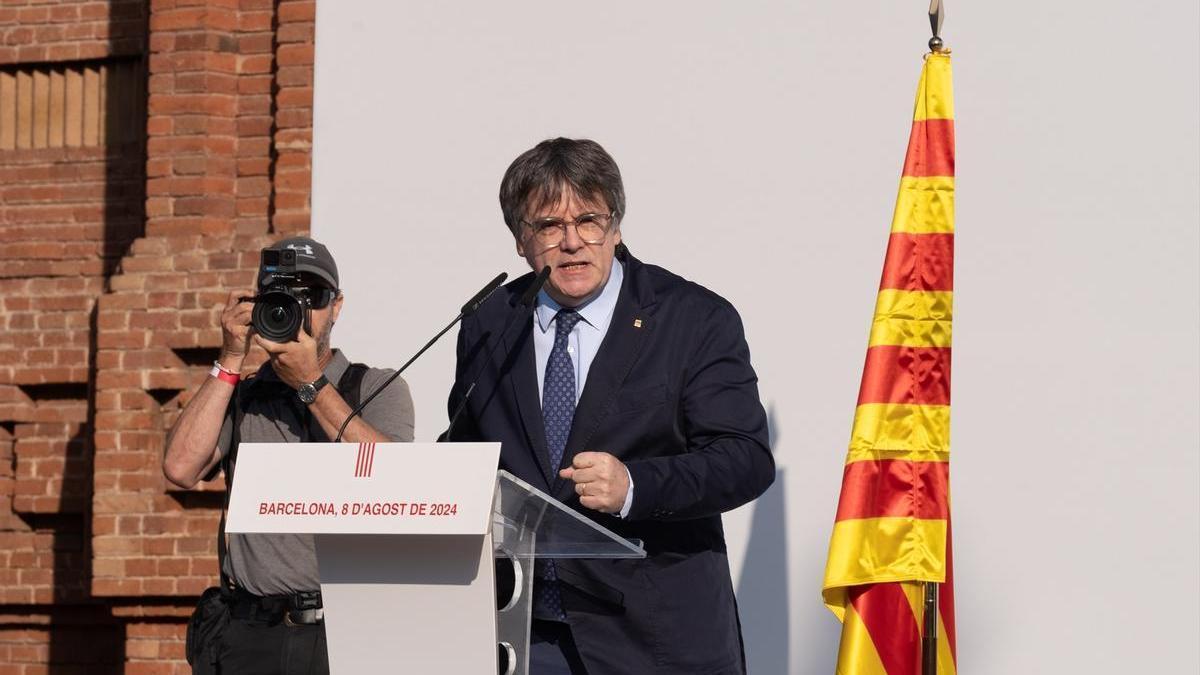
[215,349,414,596]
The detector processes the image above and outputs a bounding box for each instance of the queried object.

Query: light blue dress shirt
[533,261,634,517]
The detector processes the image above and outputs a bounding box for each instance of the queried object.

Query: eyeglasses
[290,286,338,309]
[519,212,615,252]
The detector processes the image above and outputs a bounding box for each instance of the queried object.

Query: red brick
[147,93,237,116]
[237,31,271,54]
[275,43,312,66]
[239,53,272,74]
[278,1,315,23]
[276,86,312,107]
[80,3,111,21]
[15,7,47,23]
[238,74,272,95]
[148,7,207,32]
[237,10,272,32]
[274,65,311,88]
[274,108,311,129]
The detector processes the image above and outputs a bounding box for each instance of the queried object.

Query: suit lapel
[501,312,555,487]
[554,257,656,498]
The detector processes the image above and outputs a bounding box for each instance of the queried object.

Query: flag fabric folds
[822,52,957,675]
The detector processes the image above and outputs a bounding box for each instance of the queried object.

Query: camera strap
[337,363,369,411]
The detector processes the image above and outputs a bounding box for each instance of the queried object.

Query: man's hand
[559,451,629,514]
[253,326,323,390]
[219,290,256,371]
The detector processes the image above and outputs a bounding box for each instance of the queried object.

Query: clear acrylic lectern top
[492,470,645,560]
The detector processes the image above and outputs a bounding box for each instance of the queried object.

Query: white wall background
[311,2,1199,673]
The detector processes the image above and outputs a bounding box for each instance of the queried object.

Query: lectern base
[316,533,497,673]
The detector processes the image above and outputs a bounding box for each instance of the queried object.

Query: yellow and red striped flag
[822,50,957,675]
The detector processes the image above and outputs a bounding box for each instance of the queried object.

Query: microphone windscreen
[460,272,508,317]
[520,266,551,308]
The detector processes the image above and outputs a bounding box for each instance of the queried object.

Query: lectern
[225,442,645,674]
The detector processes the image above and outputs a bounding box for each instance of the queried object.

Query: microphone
[518,265,551,308]
[461,272,509,317]
[333,272,508,442]
[443,266,550,441]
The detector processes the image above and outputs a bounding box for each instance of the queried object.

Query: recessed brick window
[0,58,144,151]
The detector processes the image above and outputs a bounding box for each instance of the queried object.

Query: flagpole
[922,581,939,675]
[928,0,945,52]
[919,5,945,675]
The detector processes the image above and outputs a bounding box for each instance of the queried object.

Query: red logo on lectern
[355,443,376,478]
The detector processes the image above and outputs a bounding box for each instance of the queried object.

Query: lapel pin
[633,318,643,328]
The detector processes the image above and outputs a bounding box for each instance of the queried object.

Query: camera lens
[251,289,303,342]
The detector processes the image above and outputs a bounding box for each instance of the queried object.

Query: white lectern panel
[225,442,500,535]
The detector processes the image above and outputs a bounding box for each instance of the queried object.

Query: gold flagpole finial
[928,0,946,52]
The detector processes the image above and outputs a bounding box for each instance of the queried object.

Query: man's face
[514,189,621,308]
[309,291,341,357]
[280,276,341,355]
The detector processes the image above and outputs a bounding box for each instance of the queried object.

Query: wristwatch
[297,374,329,404]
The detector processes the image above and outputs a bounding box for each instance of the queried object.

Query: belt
[229,589,324,625]
[284,608,325,626]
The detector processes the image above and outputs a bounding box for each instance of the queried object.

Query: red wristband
[210,364,240,386]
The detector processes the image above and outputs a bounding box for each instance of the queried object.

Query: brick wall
[0,0,144,64]
[0,619,124,674]
[1,0,148,672]
[0,0,316,671]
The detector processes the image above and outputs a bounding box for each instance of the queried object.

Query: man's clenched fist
[559,451,629,514]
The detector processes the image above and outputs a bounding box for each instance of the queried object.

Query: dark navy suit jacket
[447,250,774,674]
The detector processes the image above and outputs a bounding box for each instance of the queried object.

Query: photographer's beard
[315,313,334,363]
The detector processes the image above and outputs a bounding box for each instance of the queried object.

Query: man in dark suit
[447,138,774,674]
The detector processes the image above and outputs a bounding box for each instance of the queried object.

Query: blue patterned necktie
[534,308,581,621]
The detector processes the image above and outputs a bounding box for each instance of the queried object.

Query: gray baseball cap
[261,236,340,289]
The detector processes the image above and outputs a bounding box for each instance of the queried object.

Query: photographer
[163,236,414,675]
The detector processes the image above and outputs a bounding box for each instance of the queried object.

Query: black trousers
[529,619,588,675]
[214,615,329,675]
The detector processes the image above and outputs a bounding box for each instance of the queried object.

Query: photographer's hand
[219,290,255,372]
[253,327,323,390]
[254,328,391,443]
